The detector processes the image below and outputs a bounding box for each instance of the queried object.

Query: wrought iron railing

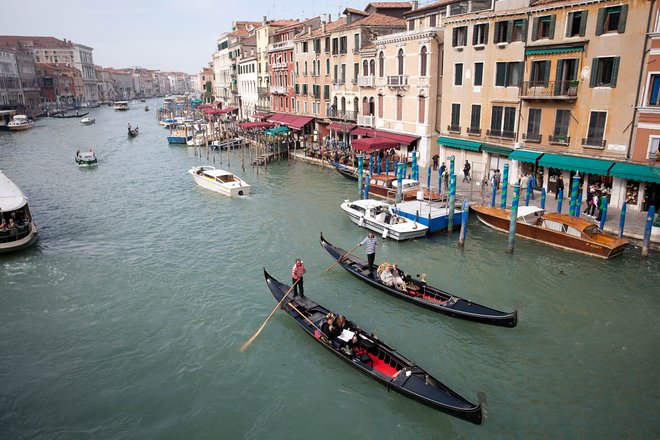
[582,138,606,148]
[548,135,570,145]
[448,125,461,133]
[467,127,481,136]
[523,133,541,143]
[487,129,515,139]
[520,80,579,99]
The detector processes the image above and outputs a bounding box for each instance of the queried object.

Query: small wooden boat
[144,105,149,111]
[340,199,428,240]
[320,234,518,327]
[471,205,628,259]
[263,269,483,424]
[188,165,250,196]
[75,150,98,167]
[167,125,193,144]
[330,161,361,181]
[368,174,418,201]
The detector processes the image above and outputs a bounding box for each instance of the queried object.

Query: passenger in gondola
[321,313,340,339]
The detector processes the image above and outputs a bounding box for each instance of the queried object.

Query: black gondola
[128,127,139,137]
[263,269,483,424]
[330,161,360,181]
[320,234,518,327]
[50,111,89,119]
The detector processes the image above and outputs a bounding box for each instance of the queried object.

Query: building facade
[0,48,23,109]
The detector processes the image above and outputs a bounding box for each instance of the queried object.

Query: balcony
[448,0,492,17]
[582,138,606,149]
[357,76,376,87]
[448,125,461,134]
[272,62,287,70]
[270,85,288,95]
[467,127,481,136]
[269,40,294,52]
[387,75,409,88]
[257,87,269,96]
[332,78,346,85]
[523,133,541,143]
[255,105,271,113]
[357,114,375,127]
[520,80,579,101]
[487,129,516,139]
[327,108,357,121]
[549,135,570,145]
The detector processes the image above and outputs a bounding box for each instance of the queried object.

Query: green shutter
[549,15,556,39]
[531,17,539,41]
[618,5,628,33]
[543,60,551,85]
[506,20,514,42]
[579,11,588,37]
[452,28,458,46]
[590,58,599,87]
[611,57,620,87]
[494,22,501,43]
[566,13,573,37]
[522,19,528,41]
[596,8,606,36]
[484,23,489,44]
[496,63,506,86]
[516,62,524,86]
[472,25,478,45]
[555,59,564,93]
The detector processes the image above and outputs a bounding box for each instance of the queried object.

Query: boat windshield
[216,174,236,183]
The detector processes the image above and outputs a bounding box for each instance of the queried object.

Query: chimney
[308,25,312,35]
[412,1,418,9]
[322,21,326,33]
[262,16,267,25]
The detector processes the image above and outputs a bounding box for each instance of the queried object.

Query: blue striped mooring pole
[619,202,627,239]
[599,197,608,230]
[507,183,521,253]
[395,162,404,203]
[491,177,497,207]
[448,155,455,176]
[500,163,509,209]
[385,159,389,176]
[557,190,564,213]
[377,157,381,175]
[642,205,655,257]
[411,151,417,181]
[540,187,547,210]
[458,199,469,247]
[427,166,431,190]
[357,154,363,199]
[569,174,579,216]
[403,153,408,178]
[369,155,373,177]
[576,192,583,218]
[438,169,443,194]
[448,174,457,233]
[525,181,531,206]
[364,175,370,200]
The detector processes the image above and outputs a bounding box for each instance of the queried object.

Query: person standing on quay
[463,160,471,183]
[359,232,378,279]
[291,258,306,298]
[528,173,537,199]
[555,175,564,199]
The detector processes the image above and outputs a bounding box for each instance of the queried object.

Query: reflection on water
[0,103,658,439]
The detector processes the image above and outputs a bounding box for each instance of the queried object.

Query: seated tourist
[321,313,340,339]
[390,264,407,291]
[380,264,395,287]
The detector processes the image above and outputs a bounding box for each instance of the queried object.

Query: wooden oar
[325,243,361,272]
[239,278,300,352]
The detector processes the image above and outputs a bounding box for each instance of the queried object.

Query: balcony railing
[257,87,269,96]
[582,138,606,149]
[255,105,271,113]
[269,40,294,51]
[357,76,376,87]
[487,129,516,139]
[327,108,357,121]
[448,125,461,134]
[270,85,287,95]
[467,127,481,136]
[357,114,375,127]
[448,0,492,16]
[332,78,346,85]
[271,62,287,70]
[520,80,579,100]
[523,133,541,143]
[549,135,570,145]
[387,75,409,87]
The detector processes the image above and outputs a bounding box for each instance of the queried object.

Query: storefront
[436,136,484,178]
[609,162,660,211]
[537,153,614,203]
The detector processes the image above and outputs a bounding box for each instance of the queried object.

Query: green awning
[509,150,544,163]
[482,144,513,156]
[265,126,289,135]
[525,47,584,55]
[437,136,481,152]
[538,153,614,175]
[609,162,660,184]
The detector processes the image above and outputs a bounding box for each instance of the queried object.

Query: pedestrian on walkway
[555,175,564,199]
[439,162,446,178]
[358,232,378,279]
[493,169,501,189]
[462,160,471,182]
[432,154,439,171]
[529,173,537,199]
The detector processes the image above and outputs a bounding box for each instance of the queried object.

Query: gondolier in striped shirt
[359,232,378,279]
[291,259,307,298]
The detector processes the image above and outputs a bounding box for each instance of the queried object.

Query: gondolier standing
[291,259,307,298]
[359,232,378,279]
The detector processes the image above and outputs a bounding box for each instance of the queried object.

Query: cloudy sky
[4,0,365,73]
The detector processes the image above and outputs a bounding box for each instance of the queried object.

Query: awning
[509,150,544,163]
[352,127,376,137]
[278,114,298,124]
[286,116,314,130]
[267,113,287,122]
[252,112,272,120]
[609,162,660,184]
[264,126,290,135]
[375,130,419,145]
[203,107,225,114]
[239,121,274,130]
[538,153,614,175]
[328,122,357,132]
[218,107,238,114]
[437,136,482,152]
[352,137,400,152]
[482,144,513,156]
[525,47,584,55]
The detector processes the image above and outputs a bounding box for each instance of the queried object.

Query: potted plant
[567,80,579,96]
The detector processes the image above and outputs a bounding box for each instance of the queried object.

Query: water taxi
[0,170,38,253]
[188,166,251,197]
[167,125,193,144]
[75,150,98,167]
[367,175,418,201]
[7,115,34,131]
[80,117,95,125]
[471,205,628,259]
[113,101,129,111]
[340,199,428,240]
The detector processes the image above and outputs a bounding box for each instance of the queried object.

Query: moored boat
[7,115,34,131]
[75,150,98,167]
[113,101,129,111]
[367,174,418,201]
[263,269,483,424]
[0,170,38,253]
[320,234,518,327]
[80,117,95,125]
[340,199,428,240]
[471,204,628,259]
[51,111,88,119]
[395,199,465,233]
[188,166,250,196]
[167,125,193,144]
[330,161,363,181]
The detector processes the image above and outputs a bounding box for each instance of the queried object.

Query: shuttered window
[590,57,620,88]
[596,5,628,35]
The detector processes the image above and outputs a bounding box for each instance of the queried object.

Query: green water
[0,103,658,439]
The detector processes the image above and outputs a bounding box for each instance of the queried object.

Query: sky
[3,0,368,74]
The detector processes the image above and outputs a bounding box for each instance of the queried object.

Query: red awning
[203,107,225,114]
[278,114,298,124]
[327,122,356,132]
[239,121,274,129]
[286,116,314,130]
[351,127,377,137]
[352,137,400,152]
[374,130,419,145]
[252,112,272,120]
[218,107,238,114]
[267,113,287,122]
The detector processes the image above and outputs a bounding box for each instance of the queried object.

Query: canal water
[0,103,658,439]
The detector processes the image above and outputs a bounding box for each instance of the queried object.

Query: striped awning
[525,45,585,56]
[437,136,482,152]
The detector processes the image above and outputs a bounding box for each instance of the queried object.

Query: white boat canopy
[0,170,28,211]
[516,206,545,218]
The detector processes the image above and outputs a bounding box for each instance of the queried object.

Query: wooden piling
[619,202,627,239]
[506,183,521,253]
[458,199,469,247]
[447,174,457,233]
[642,205,655,257]
[500,163,509,209]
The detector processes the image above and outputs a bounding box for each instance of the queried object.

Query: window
[340,36,347,54]
[370,59,375,76]
[473,23,489,45]
[341,64,346,83]
[596,5,628,35]
[378,94,383,118]
[302,41,308,53]
[474,62,483,86]
[334,64,338,82]
[418,95,426,123]
[450,104,460,131]
[648,75,660,106]
[325,37,330,53]
[397,49,404,75]
[530,60,550,87]
[332,38,339,54]
[566,11,588,37]
[396,95,402,120]
[304,61,308,75]
[648,137,660,159]
[590,57,620,87]
[409,19,415,31]
[324,84,330,100]
[326,59,330,75]
[512,19,526,41]
[314,38,320,53]
[553,109,571,141]
[494,20,510,43]
[420,47,427,77]
[363,60,369,77]
[454,63,463,86]
[585,111,607,146]
[354,63,359,82]
[354,34,360,52]
[495,62,523,87]
[490,106,516,138]
[470,105,481,134]
[526,108,542,142]
[532,15,556,41]
[379,52,384,77]
[452,26,468,47]
[429,14,437,27]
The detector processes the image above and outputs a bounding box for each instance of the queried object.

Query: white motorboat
[188,166,251,196]
[113,101,129,111]
[340,199,428,240]
[0,170,38,253]
[75,150,98,167]
[80,117,95,125]
[7,115,34,131]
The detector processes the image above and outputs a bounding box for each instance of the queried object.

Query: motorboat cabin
[340,199,428,240]
[188,166,251,197]
[113,101,129,111]
[0,170,38,253]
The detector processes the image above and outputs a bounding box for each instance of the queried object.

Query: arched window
[363,60,369,76]
[353,97,359,115]
[341,96,346,112]
[420,47,427,77]
[378,94,383,118]
[378,52,384,78]
[396,95,403,121]
[370,59,375,77]
[304,61,308,75]
[397,49,404,75]
[418,95,426,123]
[362,97,369,115]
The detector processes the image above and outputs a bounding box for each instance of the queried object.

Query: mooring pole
[568,174,580,216]
[447,174,457,233]
[540,187,547,210]
[458,199,469,247]
[357,153,363,199]
[395,162,404,203]
[506,183,521,253]
[557,190,564,213]
[619,202,627,239]
[599,197,608,231]
[642,205,655,257]
[491,177,497,208]
[500,163,509,209]
[364,175,370,200]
